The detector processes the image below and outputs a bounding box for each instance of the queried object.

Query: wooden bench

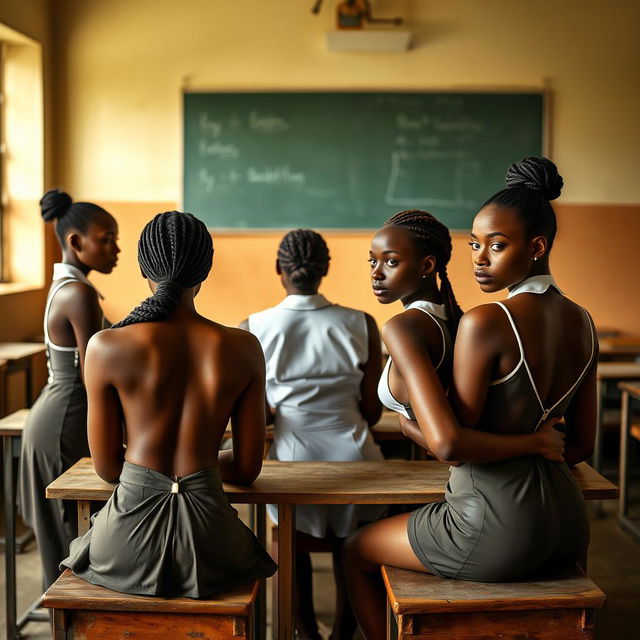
[1,409,47,640]
[0,342,46,415]
[381,565,606,640]
[43,569,259,639]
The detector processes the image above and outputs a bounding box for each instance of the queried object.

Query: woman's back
[248,295,369,424]
[88,312,264,478]
[476,287,596,435]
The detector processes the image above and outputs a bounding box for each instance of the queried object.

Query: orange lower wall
[90,202,640,336]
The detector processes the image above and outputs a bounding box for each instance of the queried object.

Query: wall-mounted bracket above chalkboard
[183,91,545,231]
[326,30,411,51]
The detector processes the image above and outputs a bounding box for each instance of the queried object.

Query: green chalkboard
[183,92,544,230]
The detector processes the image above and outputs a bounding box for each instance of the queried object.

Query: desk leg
[277,504,295,640]
[77,501,91,536]
[254,504,266,640]
[618,391,640,539]
[4,435,18,640]
[593,378,604,472]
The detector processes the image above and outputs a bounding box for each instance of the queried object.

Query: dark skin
[86,280,268,486]
[246,258,383,640]
[47,212,120,378]
[345,212,591,640]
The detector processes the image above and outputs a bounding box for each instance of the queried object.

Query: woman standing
[19,189,120,589]
[345,158,584,640]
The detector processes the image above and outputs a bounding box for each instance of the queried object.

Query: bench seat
[43,569,258,639]
[382,564,606,639]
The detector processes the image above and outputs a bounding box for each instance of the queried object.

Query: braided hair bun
[112,211,213,328]
[40,189,73,222]
[277,229,330,292]
[505,157,563,201]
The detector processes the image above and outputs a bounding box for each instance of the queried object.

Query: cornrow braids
[483,157,563,251]
[384,210,463,335]
[112,211,213,328]
[277,229,330,293]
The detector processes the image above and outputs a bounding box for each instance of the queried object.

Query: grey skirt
[61,461,277,598]
[408,458,589,582]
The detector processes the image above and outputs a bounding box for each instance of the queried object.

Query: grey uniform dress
[61,462,277,598]
[407,276,595,582]
[18,263,98,589]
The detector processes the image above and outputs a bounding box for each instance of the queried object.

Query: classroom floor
[1,497,640,640]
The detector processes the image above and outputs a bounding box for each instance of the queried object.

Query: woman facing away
[245,229,383,640]
[345,157,592,640]
[61,211,277,597]
[19,189,120,590]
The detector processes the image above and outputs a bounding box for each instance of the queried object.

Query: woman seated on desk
[246,229,384,640]
[61,211,277,597]
[345,158,596,640]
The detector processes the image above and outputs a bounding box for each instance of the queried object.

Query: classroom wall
[48,1,640,333]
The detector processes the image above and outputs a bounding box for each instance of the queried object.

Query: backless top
[478,276,596,435]
[44,263,103,384]
[378,300,453,420]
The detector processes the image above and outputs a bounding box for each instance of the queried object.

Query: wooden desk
[224,412,406,443]
[0,359,7,417]
[1,410,47,640]
[47,458,617,640]
[618,381,640,540]
[594,362,640,473]
[0,342,46,415]
[599,336,640,360]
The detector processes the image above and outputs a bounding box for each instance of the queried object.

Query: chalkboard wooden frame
[182,89,548,232]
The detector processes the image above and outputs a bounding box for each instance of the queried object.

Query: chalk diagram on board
[385,150,477,209]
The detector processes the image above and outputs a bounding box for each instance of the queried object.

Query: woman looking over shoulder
[372,210,461,440]
[61,211,277,597]
[246,229,383,640]
[345,158,589,640]
[19,189,119,590]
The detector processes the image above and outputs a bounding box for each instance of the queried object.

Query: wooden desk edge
[47,459,618,502]
[618,381,640,396]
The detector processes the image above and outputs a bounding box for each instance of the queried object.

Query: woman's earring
[422,274,427,279]
[533,256,538,262]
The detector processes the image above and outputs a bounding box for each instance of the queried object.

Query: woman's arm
[85,332,125,482]
[218,333,267,485]
[359,313,383,426]
[384,308,564,463]
[64,283,105,379]
[562,356,598,466]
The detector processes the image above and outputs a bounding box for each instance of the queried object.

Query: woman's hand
[536,417,566,462]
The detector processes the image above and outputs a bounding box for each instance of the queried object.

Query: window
[0,23,44,289]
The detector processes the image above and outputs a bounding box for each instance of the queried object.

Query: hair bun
[40,189,72,222]
[505,157,563,201]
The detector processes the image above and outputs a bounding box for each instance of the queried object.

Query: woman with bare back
[61,211,277,597]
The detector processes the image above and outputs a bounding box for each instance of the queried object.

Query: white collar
[52,263,103,299]
[277,293,333,311]
[404,299,448,320]
[507,275,562,299]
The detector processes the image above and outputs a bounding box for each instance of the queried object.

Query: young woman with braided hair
[345,159,594,640]
[246,229,384,640]
[19,189,119,590]
[61,211,276,597]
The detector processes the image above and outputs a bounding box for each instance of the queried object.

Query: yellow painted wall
[42,0,640,335]
[0,0,637,411]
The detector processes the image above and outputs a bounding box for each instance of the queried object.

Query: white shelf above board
[326,30,411,52]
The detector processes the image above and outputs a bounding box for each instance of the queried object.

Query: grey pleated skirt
[61,461,277,598]
[408,457,589,582]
